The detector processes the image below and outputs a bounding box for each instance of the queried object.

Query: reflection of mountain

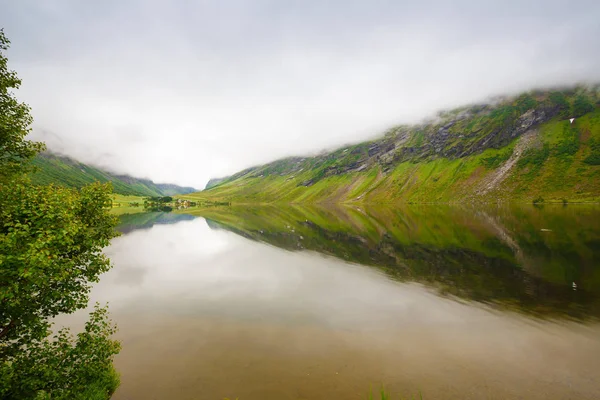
[197,205,600,320]
[117,212,196,234]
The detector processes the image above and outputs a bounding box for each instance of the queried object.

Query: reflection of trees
[202,204,600,321]
[116,212,195,234]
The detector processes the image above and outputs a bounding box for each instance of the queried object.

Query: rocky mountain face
[198,87,600,203]
[30,152,197,197]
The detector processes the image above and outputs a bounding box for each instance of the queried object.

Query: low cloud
[3,0,600,187]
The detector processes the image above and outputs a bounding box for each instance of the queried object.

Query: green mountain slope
[29,152,196,197]
[196,87,600,204]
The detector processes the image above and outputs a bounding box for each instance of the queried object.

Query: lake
[57,205,600,399]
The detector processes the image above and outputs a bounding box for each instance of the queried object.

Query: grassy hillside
[29,152,196,197]
[193,87,600,204]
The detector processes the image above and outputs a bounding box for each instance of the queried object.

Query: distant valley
[29,151,196,197]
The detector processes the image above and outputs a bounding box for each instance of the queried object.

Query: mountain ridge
[196,86,600,203]
[30,151,197,197]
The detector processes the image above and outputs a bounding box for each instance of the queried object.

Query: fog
[2,0,600,187]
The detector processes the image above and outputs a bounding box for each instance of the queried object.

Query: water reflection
[193,204,600,320]
[64,206,600,400]
[116,211,195,233]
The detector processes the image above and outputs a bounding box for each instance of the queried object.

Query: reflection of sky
[51,216,600,400]
[73,218,491,330]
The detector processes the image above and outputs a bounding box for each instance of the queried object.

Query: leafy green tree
[0,305,121,400]
[0,29,44,181]
[0,29,120,399]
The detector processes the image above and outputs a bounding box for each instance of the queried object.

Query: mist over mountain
[196,86,600,203]
[3,0,600,187]
[30,151,197,197]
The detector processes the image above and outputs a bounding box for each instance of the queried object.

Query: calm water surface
[58,205,600,399]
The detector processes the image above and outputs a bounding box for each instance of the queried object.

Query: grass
[367,387,423,400]
[109,194,146,215]
[29,152,197,197]
[29,153,166,197]
[222,386,422,400]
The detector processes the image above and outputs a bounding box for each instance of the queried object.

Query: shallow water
[58,205,600,399]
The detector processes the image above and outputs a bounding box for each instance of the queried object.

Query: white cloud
[2,0,600,187]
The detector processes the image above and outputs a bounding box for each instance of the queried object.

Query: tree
[0,29,44,181]
[0,29,120,399]
[0,305,121,400]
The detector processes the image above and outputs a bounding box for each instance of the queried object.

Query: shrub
[555,138,579,156]
[0,30,120,399]
[515,93,537,113]
[548,91,571,118]
[1,305,120,400]
[481,149,512,169]
[572,94,595,117]
[517,144,550,169]
[583,138,600,165]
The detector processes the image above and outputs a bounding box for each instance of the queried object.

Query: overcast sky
[2,0,600,188]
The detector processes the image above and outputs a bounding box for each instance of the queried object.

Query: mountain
[153,183,197,196]
[205,177,226,190]
[198,87,600,203]
[29,152,197,197]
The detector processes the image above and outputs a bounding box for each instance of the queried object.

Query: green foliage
[572,94,595,117]
[532,196,544,204]
[0,30,120,399]
[486,104,517,132]
[29,153,165,197]
[143,196,174,211]
[367,387,390,400]
[0,181,118,351]
[551,123,580,160]
[548,91,570,117]
[583,138,600,165]
[517,144,550,169]
[0,305,120,400]
[193,90,600,204]
[0,29,44,181]
[555,138,579,156]
[146,196,173,203]
[554,124,580,157]
[481,148,512,169]
[412,130,425,147]
[515,93,537,113]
